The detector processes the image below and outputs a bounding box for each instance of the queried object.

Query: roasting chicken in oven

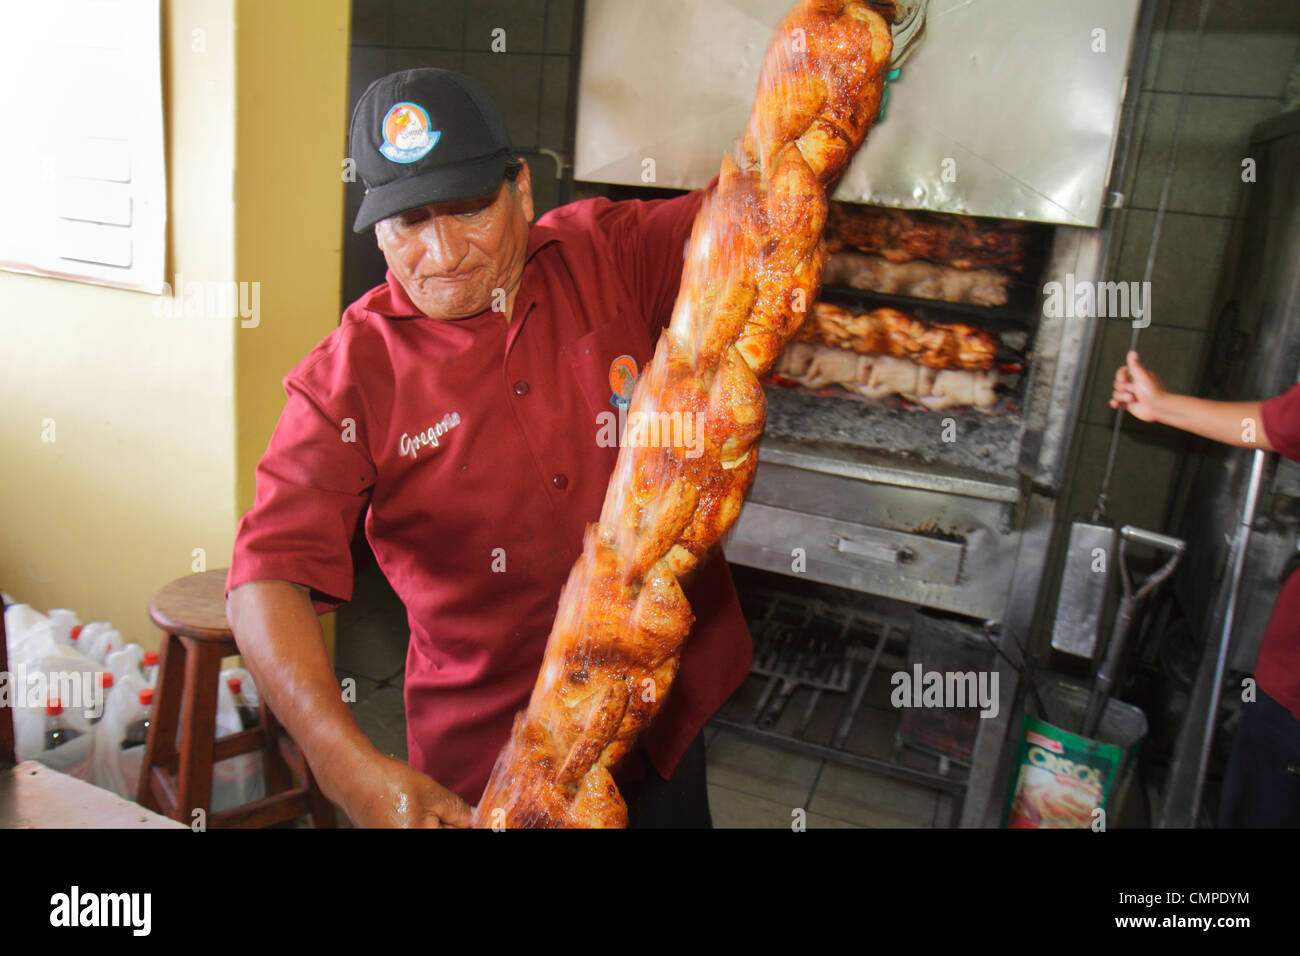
[774,341,999,410]
[826,204,1029,272]
[799,301,999,371]
[823,250,1010,307]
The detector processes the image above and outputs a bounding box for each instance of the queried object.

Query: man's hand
[227,579,476,829]
[340,753,474,828]
[1110,350,1166,422]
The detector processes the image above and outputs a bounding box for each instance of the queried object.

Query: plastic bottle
[45,700,82,750]
[45,609,81,646]
[76,621,110,654]
[141,650,160,685]
[227,677,259,731]
[105,644,146,682]
[3,603,49,646]
[121,687,155,749]
[80,624,123,664]
[8,621,60,674]
[92,671,114,724]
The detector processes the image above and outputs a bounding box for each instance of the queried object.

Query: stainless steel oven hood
[574,0,1142,226]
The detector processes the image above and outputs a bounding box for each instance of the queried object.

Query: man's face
[375,162,534,320]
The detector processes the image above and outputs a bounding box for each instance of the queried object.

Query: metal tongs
[1081,526,1186,738]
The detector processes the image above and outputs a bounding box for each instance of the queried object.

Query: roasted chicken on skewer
[471,0,894,828]
[798,301,999,371]
[823,250,1011,307]
[774,341,1000,410]
[826,204,1030,272]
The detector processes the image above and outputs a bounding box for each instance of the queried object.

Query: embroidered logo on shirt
[380,102,440,164]
[609,355,638,409]
[399,411,462,461]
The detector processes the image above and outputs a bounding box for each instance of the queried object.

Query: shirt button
[553,474,568,490]
[513,380,530,396]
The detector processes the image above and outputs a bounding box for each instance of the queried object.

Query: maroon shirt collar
[370,221,565,320]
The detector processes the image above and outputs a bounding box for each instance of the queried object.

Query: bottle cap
[99,672,114,689]
[47,700,63,715]
[227,676,242,694]
[139,687,154,706]
[70,625,83,641]
[143,650,159,666]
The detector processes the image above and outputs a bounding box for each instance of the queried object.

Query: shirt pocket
[561,311,654,420]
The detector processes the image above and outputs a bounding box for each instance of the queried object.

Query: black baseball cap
[350,68,514,233]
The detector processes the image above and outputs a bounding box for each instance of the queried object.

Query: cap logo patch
[380,102,440,163]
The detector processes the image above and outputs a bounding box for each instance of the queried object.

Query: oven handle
[827,533,916,566]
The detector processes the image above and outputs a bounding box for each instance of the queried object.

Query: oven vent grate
[711,584,972,825]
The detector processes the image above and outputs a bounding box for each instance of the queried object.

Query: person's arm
[226,580,472,827]
[590,177,718,335]
[226,368,473,827]
[1110,350,1276,451]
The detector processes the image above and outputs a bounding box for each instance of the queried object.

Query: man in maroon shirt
[1112,350,1300,827]
[225,69,753,827]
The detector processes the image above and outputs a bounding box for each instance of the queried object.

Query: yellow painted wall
[232,0,350,655]
[0,0,237,645]
[0,0,350,656]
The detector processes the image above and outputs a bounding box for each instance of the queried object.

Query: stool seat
[137,568,334,828]
[147,569,236,642]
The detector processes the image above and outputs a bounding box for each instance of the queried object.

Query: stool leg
[261,703,335,827]
[136,632,186,812]
[259,699,293,796]
[302,761,337,828]
[174,638,223,823]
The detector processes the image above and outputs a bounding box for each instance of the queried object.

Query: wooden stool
[137,569,335,827]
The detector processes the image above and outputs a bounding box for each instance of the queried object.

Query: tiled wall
[343,0,578,305]
[1041,0,1300,655]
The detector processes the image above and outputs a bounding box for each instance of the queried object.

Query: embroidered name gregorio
[399,411,462,461]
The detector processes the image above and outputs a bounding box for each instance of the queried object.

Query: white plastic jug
[105,644,146,682]
[3,602,48,645]
[211,668,266,812]
[44,608,81,646]
[32,701,95,780]
[79,624,123,664]
[16,652,98,781]
[7,620,61,673]
[91,673,151,800]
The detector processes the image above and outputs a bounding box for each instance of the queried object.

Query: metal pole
[1190,448,1267,824]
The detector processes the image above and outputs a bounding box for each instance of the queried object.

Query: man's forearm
[1152,394,1275,452]
[226,580,382,807]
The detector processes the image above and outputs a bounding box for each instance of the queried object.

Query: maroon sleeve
[591,178,717,338]
[1261,384,1300,463]
[226,375,377,615]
